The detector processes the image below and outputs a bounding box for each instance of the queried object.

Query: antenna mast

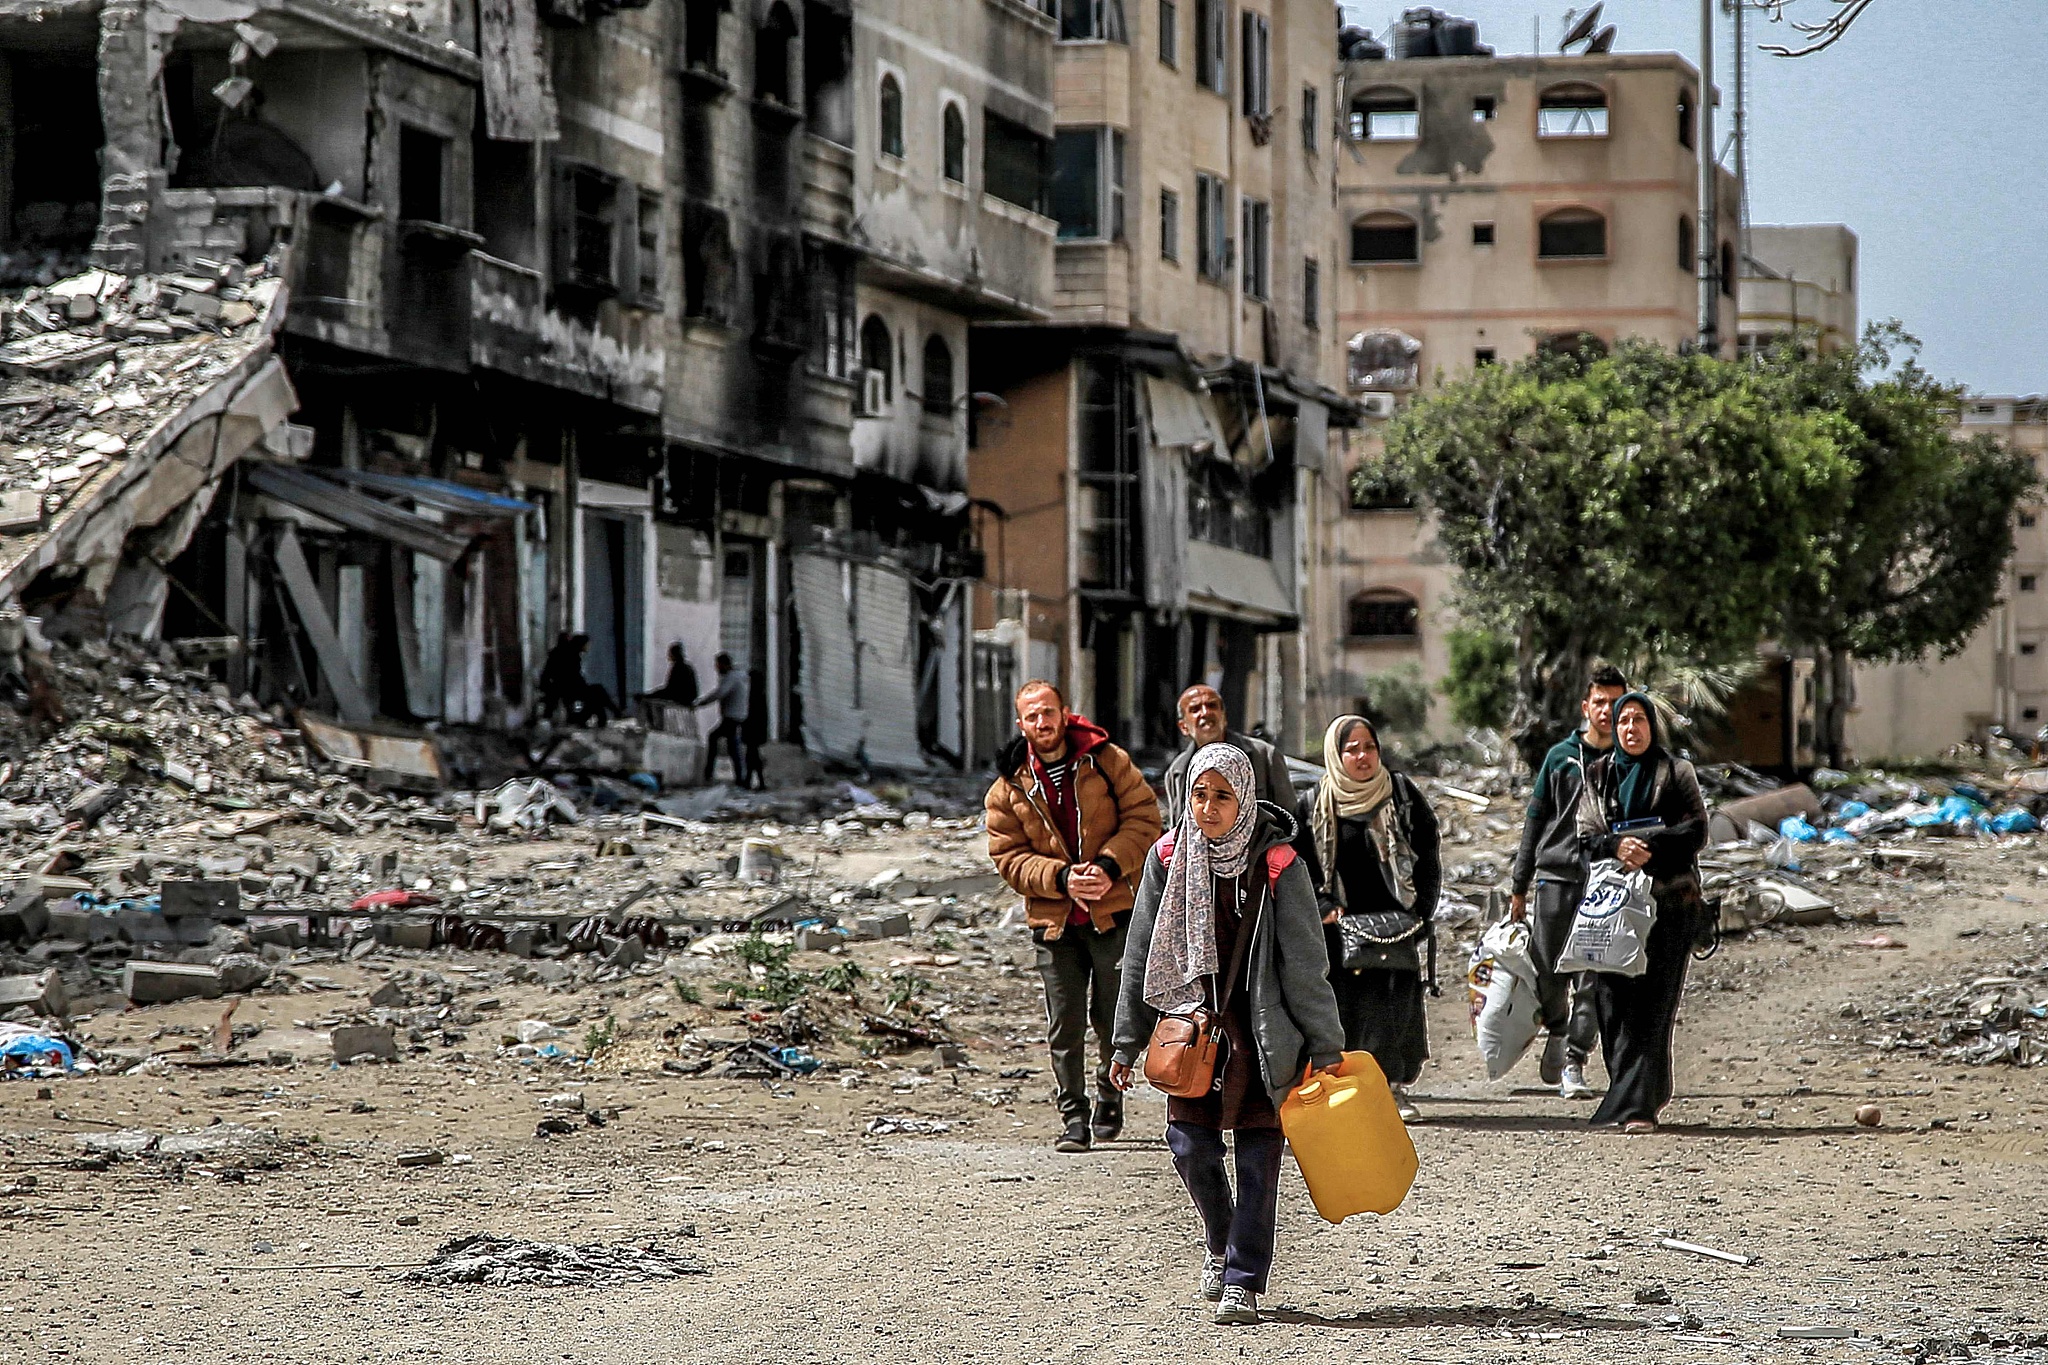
[1697,0,1719,355]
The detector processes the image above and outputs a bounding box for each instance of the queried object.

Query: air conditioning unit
[1358,392,1398,419]
[855,367,888,417]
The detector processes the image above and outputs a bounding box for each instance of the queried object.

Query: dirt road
[5,831,2048,1364]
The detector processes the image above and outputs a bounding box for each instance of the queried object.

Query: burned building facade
[1,0,1057,778]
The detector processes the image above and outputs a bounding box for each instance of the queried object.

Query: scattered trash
[865,1116,951,1137]
[404,1234,706,1287]
[1657,1237,1754,1267]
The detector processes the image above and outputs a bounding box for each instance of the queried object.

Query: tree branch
[1757,0,1881,57]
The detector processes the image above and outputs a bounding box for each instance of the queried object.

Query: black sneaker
[1054,1117,1091,1153]
[1091,1096,1124,1143]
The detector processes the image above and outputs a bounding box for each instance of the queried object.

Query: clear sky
[1336,0,2048,396]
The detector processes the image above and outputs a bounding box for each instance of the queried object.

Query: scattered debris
[865,1115,952,1137]
[1657,1237,1754,1268]
[404,1234,707,1287]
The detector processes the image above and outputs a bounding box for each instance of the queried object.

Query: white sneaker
[1214,1285,1260,1325]
[1198,1254,1226,1301]
[1559,1063,1593,1100]
[1392,1088,1420,1123]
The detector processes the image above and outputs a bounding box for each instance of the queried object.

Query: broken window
[1350,212,1418,264]
[1348,589,1419,639]
[1240,11,1269,117]
[1537,83,1609,138]
[878,73,905,158]
[681,201,735,322]
[684,0,725,73]
[1537,207,1606,259]
[1160,188,1180,261]
[803,2,853,146]
[922,335,954,416]
[1240,196,1269,299]
[860,314,893,400]
[1195,0,1228,93]
[1349,328,1421,390]
[0,52,100,267]
[1302,257,1319,331]
[1194,172,1228,281]
[1474,347,1496,366]
[1678,215,1695,274]
[984,112,1050,215]
[474,135,540,267]
[628,189,662,307]
[1472,94,1497,122]
[553,162,621,296]
[1677,86,1695,150]
[1060,0,1127,41]
[754,2,797,105]
[399,126,448,223]
[942,103,967,182]
[1351,88,1419,142]
[1051,127,1123,241]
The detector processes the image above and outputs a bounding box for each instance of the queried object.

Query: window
[808,245,855,378]
[1349,462,1415,511]
[1302,257,1319,330]
[2023,574,2038,592]
[1159,0,1178,64]
[1350,88,1418,141]
[1188,461,1272,555]
[398,125,447,223]
[1240,11,1270,117]
[630,189,662,307]
[859,314,893,401]
[985,111,1051,214]
[1301,85,1319,153]
[922,335,954,415]
[1194,172,1228,280]
[1059,0,1126,41]
[1350,212,1418,264]
[2024,513,2040,528]
[1471,221,1494,246]
[1348,589,1419,639]
[1160,188,1180,261]
[878,73,904,158]
[1678,215,1695,273]
[1240,197,1269,298]
[1474,347,1496,366]
[2027,707,2042,722]
[1677,87,1695,149]
[1537,331,1608,360]
[1720,240,1735,297]
[755,2,796,104]
[2022,640,2040,654]
[1051,128,1125,240]
[681,202,734,321]
[1472,95,1497,122]
[1537,83,1609,138]
[1538,207,1606,259]
[1195,0,1227,94]
[942,103,967,182]
[683,0,721,73]
[555,162,621,295]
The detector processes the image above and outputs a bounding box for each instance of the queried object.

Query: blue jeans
[1165,1122,1286,1294]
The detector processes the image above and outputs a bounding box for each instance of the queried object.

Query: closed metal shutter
[792,549,927,771]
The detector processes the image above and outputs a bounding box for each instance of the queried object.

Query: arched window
[860,314,893,400]
[754,2,796,104]
[1537,207,1606,259]
[1677,215,1695,273]
[878,73,905,158]
[1349,212,1419,264]
[942,103,966,182]
[1349,87,1419,142]
[1348,589,1419,639]
[1719,239,1736,298]
[1537,82,1609,138]
[1676,86,1695,149]
[922,334,954,415]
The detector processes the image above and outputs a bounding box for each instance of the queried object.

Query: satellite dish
[1585,23,1617,52]
[1559,2,1603,50]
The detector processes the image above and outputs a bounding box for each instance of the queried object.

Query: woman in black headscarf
[1291,715,1441,1119]
[1573,692,1708,1133]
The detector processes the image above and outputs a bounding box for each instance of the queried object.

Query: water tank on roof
[1393,14,1437,58]
[1340,26,1387,59]
[1439,17,1480,55]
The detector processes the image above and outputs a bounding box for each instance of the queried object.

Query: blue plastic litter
[1938,795,1983,824]
[0,1033,75,1072]
[1778,815,1819,842]
[774,1047,821,1075]
[1952,783,1989,805]
[628,773,660,793]
[1992,808,2040,834]
[1834,801,1871,824]
[1822,828,1858,844]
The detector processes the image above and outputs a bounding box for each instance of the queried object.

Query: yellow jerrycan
[1278,1049,1418,1223]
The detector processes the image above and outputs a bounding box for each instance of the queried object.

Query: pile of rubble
[405,1233,708,1287]
[1853,941,2048,1068]
[1,260,283,536]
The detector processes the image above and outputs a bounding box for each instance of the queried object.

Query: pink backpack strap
[1154,831,1177,864]
[1264,846,1297,882]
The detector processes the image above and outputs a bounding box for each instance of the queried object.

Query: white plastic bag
[1558,858,1657,976]
[1467,920,1542,1081]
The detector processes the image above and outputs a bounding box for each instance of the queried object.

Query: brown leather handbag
[1142,878,1265,1098]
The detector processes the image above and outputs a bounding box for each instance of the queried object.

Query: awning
[1143,373,1225,452]
[244,462,473,562]
[319,467,536,518]
[1185,541,1294,622]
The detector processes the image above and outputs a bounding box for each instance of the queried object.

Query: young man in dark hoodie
[1509,663,1628,1100]
[986,680,1162,1151]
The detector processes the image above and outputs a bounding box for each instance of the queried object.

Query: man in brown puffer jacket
[987,680,1162,1152]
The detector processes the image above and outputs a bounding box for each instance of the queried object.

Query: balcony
[802,135,856,244]
[1052,240,1130,325]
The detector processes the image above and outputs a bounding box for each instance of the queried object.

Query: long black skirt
[1588,892,1697,1126]
[1329,965,1429,1087]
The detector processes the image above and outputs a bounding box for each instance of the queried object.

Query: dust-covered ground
[5,813,2048,1365]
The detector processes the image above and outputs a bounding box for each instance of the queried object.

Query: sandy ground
[4,824,2048,1365]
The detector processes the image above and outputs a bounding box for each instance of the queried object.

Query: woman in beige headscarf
[1292,715,1441,1119]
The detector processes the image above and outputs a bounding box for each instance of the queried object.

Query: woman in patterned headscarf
[1292,715,1441,1120]
[1110,743,1343,1327]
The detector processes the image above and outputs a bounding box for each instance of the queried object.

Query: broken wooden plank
[270,522,375,724]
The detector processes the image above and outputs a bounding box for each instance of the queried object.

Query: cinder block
[0,888,48,943]
[123,961,223,1004]
[332,1023,398,1064]
[375,919,435,950]
[0,969,67,1016]
[161,880,239,920]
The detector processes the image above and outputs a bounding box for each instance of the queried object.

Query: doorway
[581,510,644,711]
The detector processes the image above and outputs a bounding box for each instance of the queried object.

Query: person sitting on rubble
[536,632,614,727]
[1573,692,1709,1135]
[1109,744,1343,1326]
[696,653,752,786]
[986,680,1161,1153]
[1162,685,1290,822]
[1509,663,1630,1102]
[637,643,700,733]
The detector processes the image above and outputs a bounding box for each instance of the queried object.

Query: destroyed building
[2,0,1059,778]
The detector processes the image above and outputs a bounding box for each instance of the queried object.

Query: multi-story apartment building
[1738,224,1858,356]
[968,0,1351,757]
[1308,25,1739,736]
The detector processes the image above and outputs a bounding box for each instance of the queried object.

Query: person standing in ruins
[1161,684,1291,821]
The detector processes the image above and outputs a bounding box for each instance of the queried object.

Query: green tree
[1442,626,1514,732]
[1384,340,1859,771]
[1760,324,2037,766]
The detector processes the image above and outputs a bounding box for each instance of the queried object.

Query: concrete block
[246,919,304,949]
[598,934,645,970]
[0,888,49,943]
[44,904,97,942]
[123,961,223,1004]
[0,969,67,1016]
[845,910,912,941]
[375,919,435,950]
[502,926,538,959]
[115,909,178,945]
[161,880,239,920]
[638,732,706,787]
[332,1023,398,1064]
[795,926,846,953]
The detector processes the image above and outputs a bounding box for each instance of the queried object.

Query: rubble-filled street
[2,642,2047,1362]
